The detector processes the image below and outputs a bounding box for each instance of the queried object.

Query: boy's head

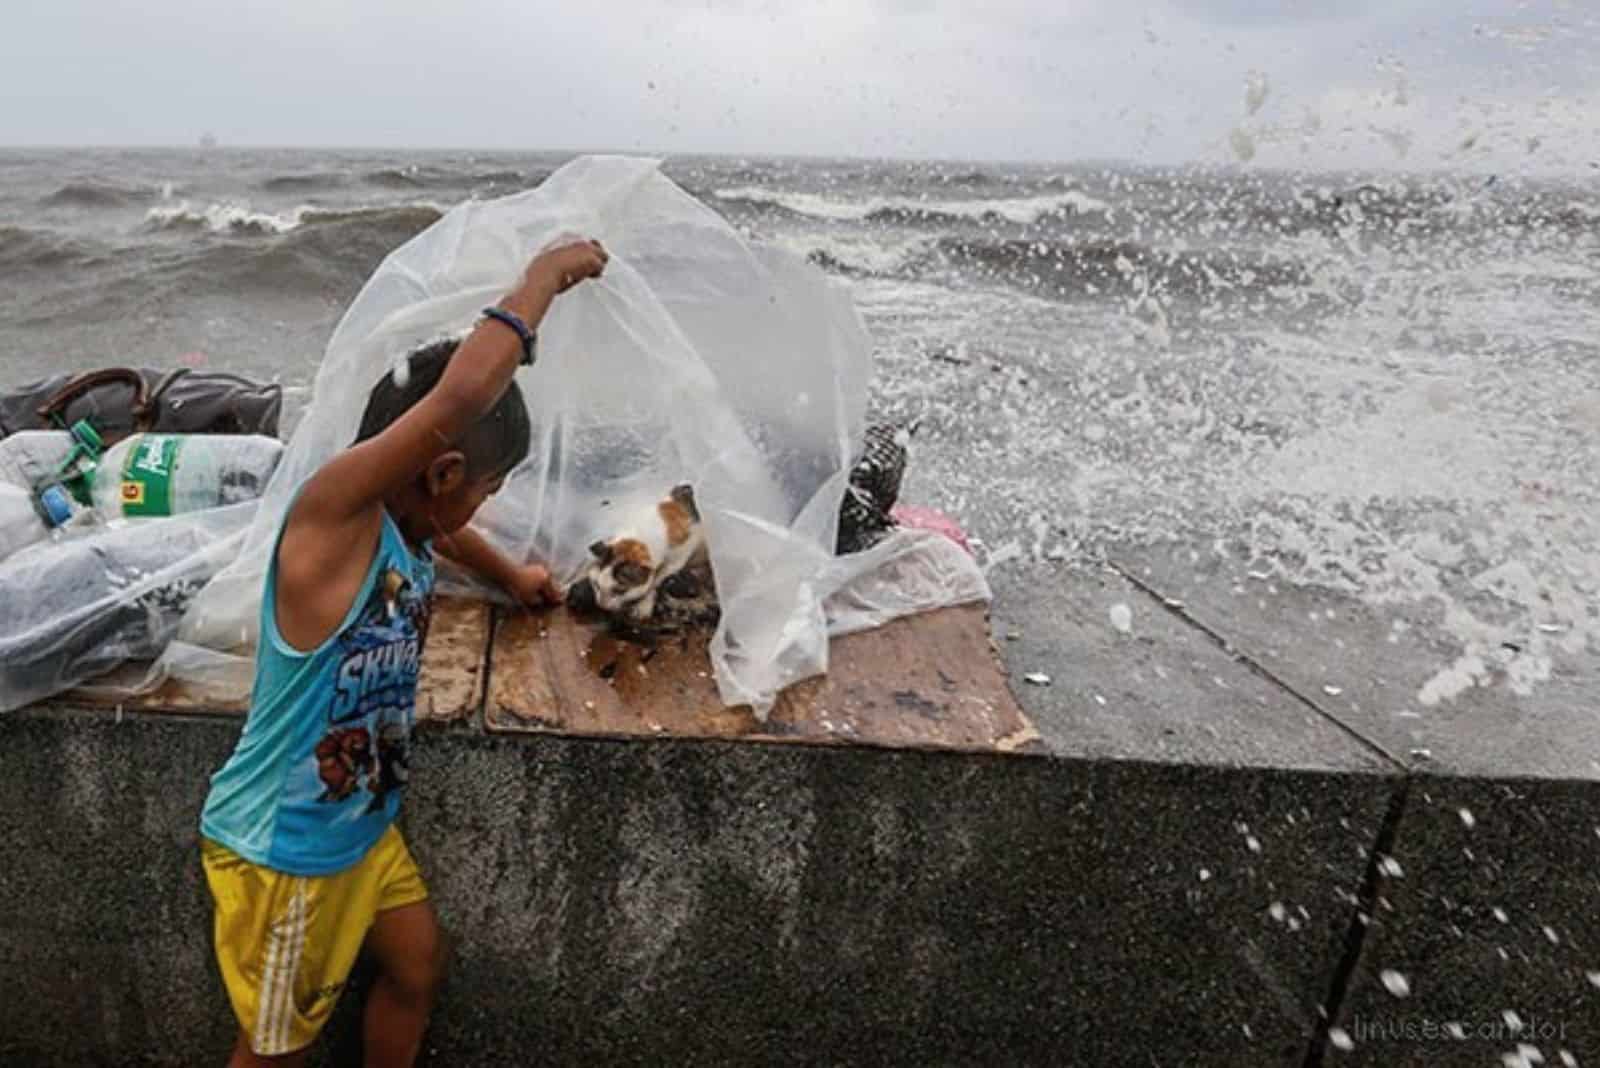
[356,337,531,537]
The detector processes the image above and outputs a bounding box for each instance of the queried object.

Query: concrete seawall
[1,550,1596,1066]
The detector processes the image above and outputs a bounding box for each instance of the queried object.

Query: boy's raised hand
[498,239,607,325]
[529,239,609,294]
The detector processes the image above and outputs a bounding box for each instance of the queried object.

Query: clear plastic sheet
[819,530,991,639]
[160,155,988,714]
[0,504,254,714]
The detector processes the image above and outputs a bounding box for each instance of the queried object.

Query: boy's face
[409,451,508,539]
[427,472,505,536]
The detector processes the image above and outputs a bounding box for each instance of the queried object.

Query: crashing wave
[713,186,1109,225]
[40,181,164,208]
[143,201,444,236]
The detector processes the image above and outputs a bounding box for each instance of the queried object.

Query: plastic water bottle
[0,481,43,562]
[0,430,76,490]
[0,426,100,559]
[0,431,283,562]
[89,433,284,519]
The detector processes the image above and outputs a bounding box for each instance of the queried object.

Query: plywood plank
[486,604,1042,755]
[416,598,493,723]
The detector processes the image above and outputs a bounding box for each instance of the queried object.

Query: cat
[564,420,912,632]
[567,483,713,627]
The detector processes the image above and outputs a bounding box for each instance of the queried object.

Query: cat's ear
[589,540,614,563]
[669,483,699,521]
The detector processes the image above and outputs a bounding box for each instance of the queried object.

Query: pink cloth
[891,504,973,555]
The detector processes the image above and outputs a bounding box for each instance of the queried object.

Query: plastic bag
[0,503,254,714]
[174,156,987,715]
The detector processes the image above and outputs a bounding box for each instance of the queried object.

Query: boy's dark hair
[355,337,531,480]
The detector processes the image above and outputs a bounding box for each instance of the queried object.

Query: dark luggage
[0,367,283,443]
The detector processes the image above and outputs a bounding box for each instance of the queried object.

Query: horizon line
[0,142,1564,181]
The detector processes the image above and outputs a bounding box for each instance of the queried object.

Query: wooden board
[415,597,494,723]
[486,603,1043,754]
[69,597,492,724]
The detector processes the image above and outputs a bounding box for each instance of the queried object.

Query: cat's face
[574,484,702,619]
[583,537,658,613]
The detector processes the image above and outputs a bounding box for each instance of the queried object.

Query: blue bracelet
[480,306,538,365]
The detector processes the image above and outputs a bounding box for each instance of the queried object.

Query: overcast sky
[2,0,1597,171]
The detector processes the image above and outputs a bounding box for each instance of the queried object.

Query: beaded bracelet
[480,306,537,365]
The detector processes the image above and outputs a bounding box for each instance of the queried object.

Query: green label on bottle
[119,436,180,517]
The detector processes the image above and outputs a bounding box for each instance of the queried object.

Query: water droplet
[1380,969,1411,998]
[1328,1026,1353,1051]
[1109,602,1133,634]
[1459,808,1476,829]
[1229,127,1258,164]
[1244,71,1270,116]
[1503,1043,1546,1068]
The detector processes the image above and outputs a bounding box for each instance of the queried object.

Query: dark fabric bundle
[0,367,283,443]
[836,421,912,555]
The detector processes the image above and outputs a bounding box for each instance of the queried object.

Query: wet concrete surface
[1106,540,1600,780]
[0,703,1389,1067]
[1326,776,1600,1067]
[985,561,1394,773]
[3,555,1598,1065]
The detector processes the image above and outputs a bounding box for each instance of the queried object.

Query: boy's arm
[435,525,563,608]
[300,240,608,523]
[272,240,603,650]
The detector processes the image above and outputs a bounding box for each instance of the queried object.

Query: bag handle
[36,368,154,430]
[147,367,192,412]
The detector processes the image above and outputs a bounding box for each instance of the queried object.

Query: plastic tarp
[0,504,254,713]
[89,155,987,715]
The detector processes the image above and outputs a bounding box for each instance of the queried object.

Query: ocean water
[1,147,1595,697]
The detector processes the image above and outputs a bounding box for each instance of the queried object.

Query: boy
[198,238,609,1066]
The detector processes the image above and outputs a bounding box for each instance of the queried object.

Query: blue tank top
[200,508,434,876]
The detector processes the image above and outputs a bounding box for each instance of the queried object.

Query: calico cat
[568,483,712,626]
[565,420,912,632]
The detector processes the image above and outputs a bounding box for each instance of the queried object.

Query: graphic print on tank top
[302,564,433,819]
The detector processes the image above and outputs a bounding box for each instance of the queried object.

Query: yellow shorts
[200,825,429,1057]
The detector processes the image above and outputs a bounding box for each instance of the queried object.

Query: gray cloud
[0,0,1594,171]
[1165,0,1393,27]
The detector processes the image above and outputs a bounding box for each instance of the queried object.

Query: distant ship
[198,132,218,150]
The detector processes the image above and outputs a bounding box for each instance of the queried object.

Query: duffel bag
[0,367,283,443]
